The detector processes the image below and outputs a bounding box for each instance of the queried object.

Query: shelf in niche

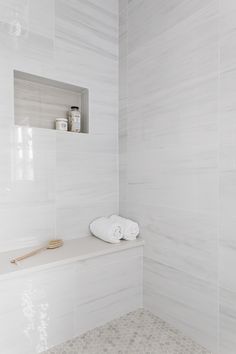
[14,70,89,133]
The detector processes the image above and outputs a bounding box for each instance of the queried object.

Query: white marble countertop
[0,236,144,280]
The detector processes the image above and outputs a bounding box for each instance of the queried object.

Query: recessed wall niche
[14,70,89,133]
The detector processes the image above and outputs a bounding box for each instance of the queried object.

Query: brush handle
[10,246,46,264]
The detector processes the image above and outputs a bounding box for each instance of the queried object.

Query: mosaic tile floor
[44,309,210,354]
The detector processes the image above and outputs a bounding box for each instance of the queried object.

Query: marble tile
[55,0,118,136]
[119,1,219,353]
[74,247,142,340]
[128,0,218,54]
[55,132,118,239]
[53,1,119,239]
[220,170,236,247]
[0,264,76,354]
[127,77,218,151]
[73,248,142,335]
[220,288,236,354]
[0,247,142,354]
[74,248,142,306]
[219,19,236,306]
[119,0,128,215]
[220,70,236,151]
[219,2,236,351]
[0,0,54,60]
[0,1,119,352]
[55,0,118,60]
[144,259,218,352]
[0,126,55,252]
[43,309,210,354]
[0,62,14,125]
[0,0,119,252]
[125,148,218,214]
[128,3,218,90]
[220,1,236,73]
[124,204,217,282]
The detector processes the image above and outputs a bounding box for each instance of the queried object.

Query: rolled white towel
[109,215,139,241]
[89,217,122,244]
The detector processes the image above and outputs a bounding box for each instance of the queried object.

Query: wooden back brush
[10,239,64,264]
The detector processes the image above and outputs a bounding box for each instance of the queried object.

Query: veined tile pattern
[0,247,142,354]
[43,309,210,354]
[219,1,236,353]
[119,0,218,352]
[119,0,128,215]
[0,0,54,60]
[0,0,119,251]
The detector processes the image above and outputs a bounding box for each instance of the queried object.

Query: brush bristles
[47,239,63,249]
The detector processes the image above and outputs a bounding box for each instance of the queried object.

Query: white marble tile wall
[56,133,118,239]
[0,0,119,251]
[119,0,219,352]
[219,1,236,353]
[119,0,128,215]
[0,247,143,354]
[2,1,236,353]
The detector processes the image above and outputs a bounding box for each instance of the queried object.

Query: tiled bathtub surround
[0,0,119,251]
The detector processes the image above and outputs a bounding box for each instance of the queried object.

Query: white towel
[89,217,122,244]
[109,215,139,241]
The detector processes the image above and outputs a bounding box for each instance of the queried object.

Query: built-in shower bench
[0,236,144,280]
[0,236,144,354]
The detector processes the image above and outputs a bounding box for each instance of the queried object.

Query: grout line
[216,0,221,352]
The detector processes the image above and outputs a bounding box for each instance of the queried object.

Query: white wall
[0,0,119,251]
[119,0,219,352]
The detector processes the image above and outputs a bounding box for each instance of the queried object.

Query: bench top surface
[0,236,144,280]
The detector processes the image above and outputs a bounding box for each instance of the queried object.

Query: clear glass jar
[68,106,81,133]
